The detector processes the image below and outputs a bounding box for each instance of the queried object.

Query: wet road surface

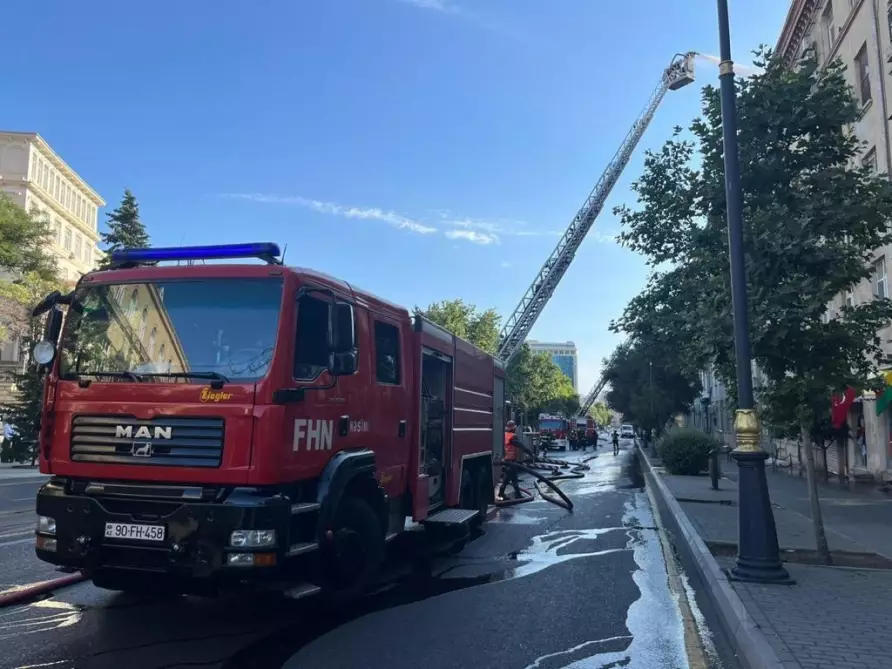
[1,441,733,669]
[0,476,63,596]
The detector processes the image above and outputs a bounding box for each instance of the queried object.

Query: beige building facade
[778,0,892,479]
[0,131,105,371]
[0,131,105,283]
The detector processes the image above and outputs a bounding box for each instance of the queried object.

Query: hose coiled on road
[493,449,598,512]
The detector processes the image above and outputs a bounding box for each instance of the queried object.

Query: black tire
[320,496,385,605]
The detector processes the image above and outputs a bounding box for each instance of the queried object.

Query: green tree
[0,194,56,281]
[100,189,149,267]
[613,48,892,563]
[602,339,700,439]
[0,273,63,464]
[588,401,611,427]
[417,300,577,422]
[415,299,500,354]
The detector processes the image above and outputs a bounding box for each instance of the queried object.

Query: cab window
[374,321,401,385]
[295,294,330,380]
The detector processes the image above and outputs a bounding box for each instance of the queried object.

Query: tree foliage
[416,299,578,421]
[612,47,892,436]
[588,401,612,427]
[602,339,700,435]
[0,194,56,281]
[0,273,63,463]
[99,189,149,267]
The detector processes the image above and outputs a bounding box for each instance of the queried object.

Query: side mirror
[330,351,357,376]
[330,302,356,354]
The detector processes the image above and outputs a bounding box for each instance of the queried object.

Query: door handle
[339,415,350,437]
[398,420,407,438]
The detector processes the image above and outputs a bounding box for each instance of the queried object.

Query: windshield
[59,278,283,382]
[540,419,563,431]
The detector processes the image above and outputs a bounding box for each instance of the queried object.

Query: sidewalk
[641,445,892,669]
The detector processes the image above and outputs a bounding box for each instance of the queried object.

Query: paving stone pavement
[652,453,892,669]
[716,557,892,669]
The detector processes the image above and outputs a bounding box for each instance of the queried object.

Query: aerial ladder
[578,374,609,418]
[495,52,697,367]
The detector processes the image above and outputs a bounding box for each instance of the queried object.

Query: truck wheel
[321,496,385,604]
[460,470,489,530]
[473,472,491,528]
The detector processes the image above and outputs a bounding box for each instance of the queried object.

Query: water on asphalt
[1,440,722,669]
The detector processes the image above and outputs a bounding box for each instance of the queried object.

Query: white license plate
[104,522,165,542]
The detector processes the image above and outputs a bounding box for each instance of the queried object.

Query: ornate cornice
[776,0,820,63]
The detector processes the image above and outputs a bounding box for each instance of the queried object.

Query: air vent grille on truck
[70,416,225,468]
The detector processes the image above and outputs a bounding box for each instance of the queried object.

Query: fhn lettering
[293,419,333,452]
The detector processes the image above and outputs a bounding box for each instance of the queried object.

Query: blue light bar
[110,243,282,265]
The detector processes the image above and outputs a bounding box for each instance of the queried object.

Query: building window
[63,227,72,251]
[139,308,148,339]
[845,289,856,308]
[36,161,43,184]
[863,147,878,172]
[823,0,836,51]
[856,43,871,105]
[74,235,82,258]
[875,257,888,299]
[52,218,61,245]
[374,321,401,384]
[127,289,138,318]
[85,246,92,264]
[158,344,166,360]
[147,328,157,356]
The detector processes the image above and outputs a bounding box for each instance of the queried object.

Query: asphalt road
[1,440,737,669]
[0,475,63,596]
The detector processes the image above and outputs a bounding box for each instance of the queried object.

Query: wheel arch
[316,448,387,535]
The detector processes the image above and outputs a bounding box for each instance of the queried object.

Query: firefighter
[498,420,524,501]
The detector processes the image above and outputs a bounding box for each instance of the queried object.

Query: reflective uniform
[499,430,522,499]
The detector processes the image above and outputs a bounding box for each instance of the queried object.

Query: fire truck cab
[31,243,503,601]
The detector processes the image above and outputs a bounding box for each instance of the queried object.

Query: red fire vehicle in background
[537,413,569,451]
[30,243,504,601]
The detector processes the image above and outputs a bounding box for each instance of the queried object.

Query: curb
[637,444,785,669]
[0,572,86,608]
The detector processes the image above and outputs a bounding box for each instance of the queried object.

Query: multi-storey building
[0,131,104,283]
[527,340,578,392]
[771,1,892,479]
[0,131,105,386]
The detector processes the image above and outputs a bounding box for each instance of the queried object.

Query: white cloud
[445,229,499,245]
[398,0,456,11]
[222,193,437,235]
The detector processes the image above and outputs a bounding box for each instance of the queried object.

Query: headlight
[37,515,56,535]
[229,529,276,548]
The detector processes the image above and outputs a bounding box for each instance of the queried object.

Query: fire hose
[493,451,598,512]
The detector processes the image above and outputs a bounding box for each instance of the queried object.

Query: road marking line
[0,529,32,540]
[10,497,34,502]
[0,479,47,489]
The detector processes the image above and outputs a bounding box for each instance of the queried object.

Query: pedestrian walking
[497,420,524,501]
[612,429,619,456]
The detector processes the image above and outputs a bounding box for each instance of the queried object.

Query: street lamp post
[715,0,793,585]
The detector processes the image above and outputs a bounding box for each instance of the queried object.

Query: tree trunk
[801,422,832,565]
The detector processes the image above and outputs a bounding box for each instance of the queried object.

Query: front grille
[70,416,225,468]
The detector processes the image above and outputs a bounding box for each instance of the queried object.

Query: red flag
[831,387,857,429]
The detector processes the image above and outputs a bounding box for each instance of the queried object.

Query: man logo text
[293,419,333,452]
[115,425,173,440]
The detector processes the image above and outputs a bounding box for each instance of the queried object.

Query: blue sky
[4,0,789,394]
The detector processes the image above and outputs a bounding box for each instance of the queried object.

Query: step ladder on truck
[29,242,506,602]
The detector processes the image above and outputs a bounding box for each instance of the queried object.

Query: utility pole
[715,0,792,585]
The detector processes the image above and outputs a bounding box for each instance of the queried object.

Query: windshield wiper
[140,371,230,388]
[64,370,145,386]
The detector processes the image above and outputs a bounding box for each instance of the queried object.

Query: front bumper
[35,478,309,581]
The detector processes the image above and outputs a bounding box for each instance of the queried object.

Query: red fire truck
[537,413,569,450]
[30,243,504,601]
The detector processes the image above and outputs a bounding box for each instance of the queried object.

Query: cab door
[368,314,410,501]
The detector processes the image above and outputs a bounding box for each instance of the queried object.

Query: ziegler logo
[115,425,173,440]
[293,419,333,452]
[200,388,233,403]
